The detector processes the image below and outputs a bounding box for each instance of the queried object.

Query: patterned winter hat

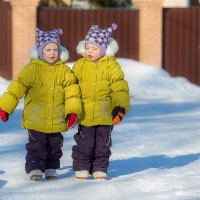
[36,28,63,59]
[84,23,117,56]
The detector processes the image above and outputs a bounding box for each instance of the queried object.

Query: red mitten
[66,113,77,128]
[0,109,9,122]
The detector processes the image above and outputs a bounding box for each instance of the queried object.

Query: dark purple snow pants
[25,130,63,173]
[72,125,113,174]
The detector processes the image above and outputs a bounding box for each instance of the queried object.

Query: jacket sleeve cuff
[0,92,19,114]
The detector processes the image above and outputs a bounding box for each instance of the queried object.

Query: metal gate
[37,8,139,62]
[163,7,200,85]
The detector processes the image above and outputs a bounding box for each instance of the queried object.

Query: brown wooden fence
[162,7,200,85]
[37,8,139,62]
[0,1,12,79]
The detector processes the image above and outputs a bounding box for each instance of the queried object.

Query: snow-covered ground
[1,58,200,200]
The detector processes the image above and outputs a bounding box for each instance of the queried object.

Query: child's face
[85,43,101,62]
[43,43,59,64]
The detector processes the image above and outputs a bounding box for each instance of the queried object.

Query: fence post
[9,0,40,79]
[134,0,163,67]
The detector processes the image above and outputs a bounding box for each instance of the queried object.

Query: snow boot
[29,169,43,181]
[75,170,89,180]
[45,169,58,180]
[92,171,107,180]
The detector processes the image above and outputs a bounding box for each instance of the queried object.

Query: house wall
[6,0,165,79]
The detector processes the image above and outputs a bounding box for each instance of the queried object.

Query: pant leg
[72,125,96,171]
[46,132,63,169]
[25,130,47,173]
[92,125,112,173]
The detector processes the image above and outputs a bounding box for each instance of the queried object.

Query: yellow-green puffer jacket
[0,59,82,133]
[73,56,130,126]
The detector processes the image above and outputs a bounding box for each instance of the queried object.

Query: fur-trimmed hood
[76,38,119,57]
[28,44,69,63]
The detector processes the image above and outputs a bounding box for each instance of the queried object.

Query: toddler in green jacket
[72,23,130,180]
[0,28,82,181]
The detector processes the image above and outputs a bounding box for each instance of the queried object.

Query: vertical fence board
[0,1,12,79]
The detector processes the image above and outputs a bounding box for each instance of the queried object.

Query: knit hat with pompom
[36,28,63,60]
[84,23,117,56]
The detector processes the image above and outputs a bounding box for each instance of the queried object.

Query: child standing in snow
[0,28,82,181]
[72,23,130,180]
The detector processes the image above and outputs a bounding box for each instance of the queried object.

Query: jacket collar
[83,55,116,63]
[30,58,62,66]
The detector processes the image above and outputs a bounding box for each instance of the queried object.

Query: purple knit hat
[84,23,117,56]
[36,28,63,60]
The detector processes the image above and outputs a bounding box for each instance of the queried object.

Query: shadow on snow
[109,153,200,179]
[0,170,7,188]
[58,166,74,179]
[58,153,200,180]
[127,101,200,120]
